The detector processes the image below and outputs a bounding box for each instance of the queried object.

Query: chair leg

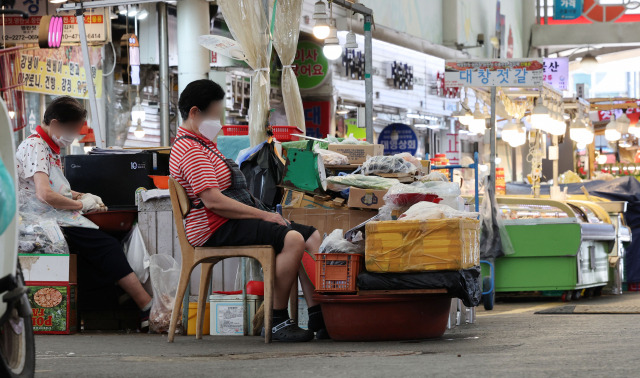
[260,251,276,344]
[168,263,193,343]
[196,262,214,340]
[289,281,299,322]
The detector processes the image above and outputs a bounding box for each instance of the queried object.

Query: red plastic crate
[271,126,302,142]
[222,125,249,136]
[315,253,363,293]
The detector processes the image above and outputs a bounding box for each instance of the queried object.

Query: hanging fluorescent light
[312,1,330,39]
[137,8,149,20]
[605,116,621,142]
[344,31,358,49]
[323,19,342,60]
[128,5,138,17]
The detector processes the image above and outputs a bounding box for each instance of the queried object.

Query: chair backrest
[168,177,193,252]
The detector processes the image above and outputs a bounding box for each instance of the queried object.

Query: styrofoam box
[19,254,76,283]
[209,294,262,336]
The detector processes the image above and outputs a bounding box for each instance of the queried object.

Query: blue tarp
[507,177,640,282]
[217,135,251,162]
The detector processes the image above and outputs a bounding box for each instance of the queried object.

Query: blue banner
[554,0,584,20]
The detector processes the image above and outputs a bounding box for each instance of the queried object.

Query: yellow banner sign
[19,46,103,99]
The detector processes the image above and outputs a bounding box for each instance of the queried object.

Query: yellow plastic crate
[365,218,480,272]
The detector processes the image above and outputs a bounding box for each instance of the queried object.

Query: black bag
[240,141,285,210]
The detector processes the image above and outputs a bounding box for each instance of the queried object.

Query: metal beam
[532,23,640,49]
[59,0,173,12]
[158,2,170,146]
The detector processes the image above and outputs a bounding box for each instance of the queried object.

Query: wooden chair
[168,178,279,343]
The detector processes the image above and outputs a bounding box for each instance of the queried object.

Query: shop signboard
[444,59,544,88]
[543,58,569,91]
[377,123,418,155]
[19,46,103,99]
[303,101,330,139]
[0,4,109,45]
[345,118,366,139]
[443,133,461,165]
[554,0,584,20]
[597,101,640,124]
[293,41,329,90]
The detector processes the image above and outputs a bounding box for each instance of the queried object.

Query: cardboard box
[19,254,77,284]
[347,187,388,210]
[281,189,336,210]
[328,144,384,164]
[209,294,262,336]
[283,208,376,237]
[26,282,77,334]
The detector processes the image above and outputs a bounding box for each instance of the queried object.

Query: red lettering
[44,316,53,327]
[311,64,324,76]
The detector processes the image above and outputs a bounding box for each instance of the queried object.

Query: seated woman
[16,96,152,331]
[170,79,326,342]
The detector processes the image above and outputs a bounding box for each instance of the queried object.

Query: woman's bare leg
[299,230,322,307]
[118,273,152,310]
[274,231,306,309]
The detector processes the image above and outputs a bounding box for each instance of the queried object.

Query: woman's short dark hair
[43,96,87,126]
[178,79,225,121]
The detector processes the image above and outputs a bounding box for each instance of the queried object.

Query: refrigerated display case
[488,197,615,301]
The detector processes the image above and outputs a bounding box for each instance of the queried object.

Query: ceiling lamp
[501,119,519,143]
[49,0,67,3]
[344,31,358,49]
[628,122,640,137]
[605,116,621,142]
[570,118,594,145]
[616,112,630,135]
[472,100,484,120]
[312,1,330,40]
[110,7,119,19]
[131,97,146,139]
[531,97,550,131]
[580,52,598,72]
[547,103,566,136]
[137,7,149,20]
[458,98,474,126]
[509,124,527,147]
[323,19,342,60]
[336,99,349,115]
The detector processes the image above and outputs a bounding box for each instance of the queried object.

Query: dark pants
[62,227,134,287]
[204,219,316,254]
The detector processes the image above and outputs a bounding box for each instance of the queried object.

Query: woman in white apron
[15,96,152,331]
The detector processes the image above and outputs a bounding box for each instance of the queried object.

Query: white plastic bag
[362,155,417,175]
[149,254,182,334]
[314,146,349,166]
[123,224,150,284]
[319,229,364,254]
[399,201,479,221]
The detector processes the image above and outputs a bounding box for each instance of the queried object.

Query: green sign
[345,118,366,139]
[293,40,329,89]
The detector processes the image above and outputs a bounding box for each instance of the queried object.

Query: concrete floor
[35,293,640,378]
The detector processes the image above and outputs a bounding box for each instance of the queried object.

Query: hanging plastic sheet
[219,0,272,146]
[0,158,16,235]
[272,0,306,134]
[357,267,482,307]
[240,141,285,209]
[480,177,515,260]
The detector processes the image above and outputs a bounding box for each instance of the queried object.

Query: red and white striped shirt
[169,127,232,246]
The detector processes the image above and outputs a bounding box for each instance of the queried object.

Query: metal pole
[552,134,558,188]
[158,2,170,146]
[76,10,104,148]
[489,87,497,195]
[474,151,479,212]
[364,14,374,144]
[543,0,548,25]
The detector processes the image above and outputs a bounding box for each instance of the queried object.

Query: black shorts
[203,219,317,254]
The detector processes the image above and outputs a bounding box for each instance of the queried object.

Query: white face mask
[52,134,77,148]
[199,119,223,141]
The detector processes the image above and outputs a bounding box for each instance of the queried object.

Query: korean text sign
[444,59,544,88]
[377,124,418,155]
[543,58,569,91]
[293,41,329,90]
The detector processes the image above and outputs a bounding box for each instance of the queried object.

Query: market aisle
[35,294,640,378]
